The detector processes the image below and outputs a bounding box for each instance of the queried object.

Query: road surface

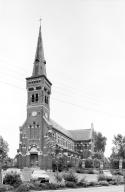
[31,185,124,192]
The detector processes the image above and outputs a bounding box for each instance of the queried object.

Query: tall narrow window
[32,94,34,102]
[45,96,46,104]
[29,125,32,139]
[36,125,39,139]
[36,93,38,102]
[33,122,36,138]
[46,96,48,104]
[45,96,48,104]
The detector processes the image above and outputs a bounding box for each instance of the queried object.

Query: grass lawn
[47,171,98,183]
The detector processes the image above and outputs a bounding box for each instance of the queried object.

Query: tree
[94,131,107,153]
[111,134,125,159]
[0,136,9,184]
[92,151,104,159]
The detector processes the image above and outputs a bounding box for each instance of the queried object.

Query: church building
[17,24,94,169]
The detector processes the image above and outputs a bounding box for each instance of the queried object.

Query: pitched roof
[69,129,92,141]
[49,118,92,141]
[49,119,73,139]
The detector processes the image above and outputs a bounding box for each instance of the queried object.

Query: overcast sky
[0,0,125,158]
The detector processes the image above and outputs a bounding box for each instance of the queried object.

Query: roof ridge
[69,128,91,131]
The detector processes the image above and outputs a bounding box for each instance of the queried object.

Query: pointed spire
[91,122,94,130]
[32,23,46,77]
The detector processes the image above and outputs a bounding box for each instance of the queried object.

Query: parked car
[30,170,49,183]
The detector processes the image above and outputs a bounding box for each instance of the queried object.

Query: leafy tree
[94,131,107,153]
[0,136,9,183]
[111,134,125,159]
[92,151,104,159]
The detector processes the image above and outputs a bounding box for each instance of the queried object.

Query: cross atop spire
[32,23,46,77]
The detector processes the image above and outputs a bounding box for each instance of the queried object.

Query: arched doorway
[30,153,38,167]
[29,147,39,167]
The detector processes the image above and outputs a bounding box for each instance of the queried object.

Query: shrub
[3,173,22,188]
[52,157,68,172]
[77,177,87,187]
[15,182,36,192]
[85,159,93,168]
[65,181,77,188]
[87,181,97,187]
[67,162,74,169]
[39,183,49,190]
[58,182,66,188]
[63,170,78,183]
[0,184,14,192]
[47,183,59,189]
[93,159,100,168]
[113,175,124,184]
[54,172,63,183]
[15,183,29,192]
[112,169,123,175]
[76,181,85,187]
[109,180,118,185]
[98,180,109,186]
[30,182,49,190]
[110,159,119,169]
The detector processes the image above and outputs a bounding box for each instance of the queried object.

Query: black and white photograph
[0,0,125,191]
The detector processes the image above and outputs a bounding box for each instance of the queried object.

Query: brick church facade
[17,25,94,169]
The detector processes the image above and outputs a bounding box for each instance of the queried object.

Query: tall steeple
[32,24,46,77]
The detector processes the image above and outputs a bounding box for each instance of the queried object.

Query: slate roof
[50,119,73,139]
[32,25,46,77]
[49,118,92,141]
[69,129,92,141]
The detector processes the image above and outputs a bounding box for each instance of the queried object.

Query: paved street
[31,185,124,192]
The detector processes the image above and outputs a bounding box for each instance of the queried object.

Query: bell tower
[26,25,52,119]
[17,24,52,169]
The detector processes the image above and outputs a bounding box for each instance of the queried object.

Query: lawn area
[47,171,98,183]
[47,170,124,184]
[76,173,98,182]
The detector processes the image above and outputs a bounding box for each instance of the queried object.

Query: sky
[0,0,125,158]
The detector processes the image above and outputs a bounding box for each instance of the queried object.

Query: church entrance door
[30,153,38,167]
